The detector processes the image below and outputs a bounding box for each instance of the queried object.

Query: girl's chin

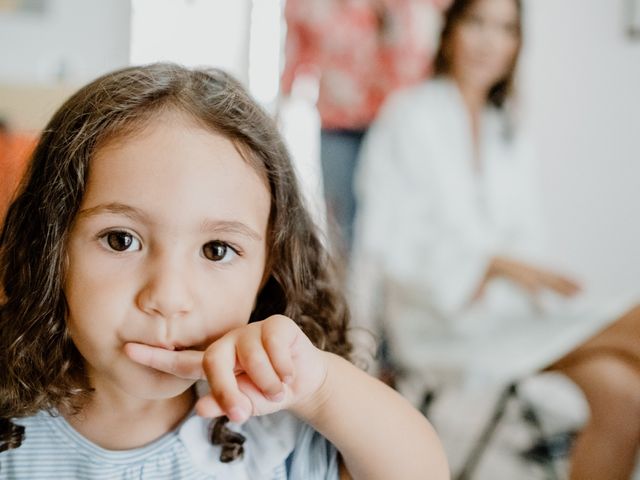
[124,366,196,400]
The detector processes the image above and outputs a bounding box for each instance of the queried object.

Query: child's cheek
[200,297,254,343]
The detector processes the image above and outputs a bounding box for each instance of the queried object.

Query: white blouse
[350,78,637,386]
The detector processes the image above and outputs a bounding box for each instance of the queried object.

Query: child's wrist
[289,351,340,422]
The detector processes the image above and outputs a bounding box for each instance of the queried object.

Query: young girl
[0,64,448,479]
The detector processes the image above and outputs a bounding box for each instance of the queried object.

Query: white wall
[0,0,131,85]
[130,0,252,85]
[521,0,640,295]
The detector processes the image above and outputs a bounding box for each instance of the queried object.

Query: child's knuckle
[244,351,267,371]
[262,331,281,348]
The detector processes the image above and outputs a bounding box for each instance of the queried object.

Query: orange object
[0,132,36,222]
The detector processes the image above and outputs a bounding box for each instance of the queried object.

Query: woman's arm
[472,255,581,302]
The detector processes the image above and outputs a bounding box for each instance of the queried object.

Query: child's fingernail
[269,391,285,402]
[228,406,249,424]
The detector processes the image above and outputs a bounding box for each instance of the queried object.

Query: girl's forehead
[96,109,269,186]
[82,112,271,234]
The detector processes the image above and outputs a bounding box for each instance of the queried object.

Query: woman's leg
[550,305,640,480]
[558,355,640,480]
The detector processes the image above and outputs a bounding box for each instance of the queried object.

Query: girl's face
[449,0,520,93]
[64,111,271,402]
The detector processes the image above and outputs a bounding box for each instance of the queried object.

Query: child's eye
[202,240,237,263]
[99,231,141,252]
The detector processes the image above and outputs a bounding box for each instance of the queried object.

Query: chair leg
[519,400,565,480]
[455,383,518,480]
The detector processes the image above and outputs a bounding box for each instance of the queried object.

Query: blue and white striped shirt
[0,411,339,479]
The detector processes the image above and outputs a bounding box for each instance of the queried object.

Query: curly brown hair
[0,63,351,459]
[434,0,523,109]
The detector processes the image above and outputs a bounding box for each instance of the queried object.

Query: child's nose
[136,255,194,319]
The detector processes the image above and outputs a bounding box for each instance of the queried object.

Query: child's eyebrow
[77,203,150,223]
[76,203,263,241]
[200,219,263,241]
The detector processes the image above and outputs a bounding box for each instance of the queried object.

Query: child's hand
[124,315,328,423]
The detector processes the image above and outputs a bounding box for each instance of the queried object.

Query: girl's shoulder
[181,411,339,479]
[2,411,338,479]
[2,411,205,479]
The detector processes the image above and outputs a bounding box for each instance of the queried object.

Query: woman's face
[449,0,520,93]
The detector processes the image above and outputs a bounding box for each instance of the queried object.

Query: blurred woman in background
[351,0,640,478]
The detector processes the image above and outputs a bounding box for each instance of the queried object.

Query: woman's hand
[124,315,328,424]
[486,255,582,297]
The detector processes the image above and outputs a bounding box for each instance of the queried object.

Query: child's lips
[153,343,206,352]
[127,339,208,352]
[178,344,207,352]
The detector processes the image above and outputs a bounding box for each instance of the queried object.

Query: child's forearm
[292,353,450,480]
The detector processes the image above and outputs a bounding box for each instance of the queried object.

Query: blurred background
[1,0,640,478]
[1,0,639,293]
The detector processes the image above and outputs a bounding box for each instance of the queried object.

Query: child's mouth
[135,341,207,352]
[172,345,206,352]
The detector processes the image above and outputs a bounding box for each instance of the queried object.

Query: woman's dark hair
[0,63,351,460]
[434,0,523,108]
